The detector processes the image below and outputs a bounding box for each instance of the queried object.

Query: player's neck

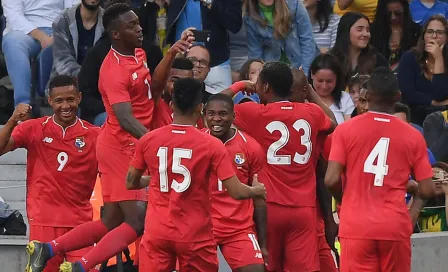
[270,95,290,103]
[53,116,77,129]
[368,105,394,115]
[111,44,135,56]
[172,115,197,126]
[218,127,236,143]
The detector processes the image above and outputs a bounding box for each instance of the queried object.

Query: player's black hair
[172,57,194,70]
[259,61,293,98]
[49,75,78,95]
[104,0,131,9]
[366,67,399,104]
[205,93,235,112]
[172,78,203,115]
[394,102,411,122]
[102,3,131,33]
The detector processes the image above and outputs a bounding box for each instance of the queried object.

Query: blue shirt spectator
[410,0,448,25]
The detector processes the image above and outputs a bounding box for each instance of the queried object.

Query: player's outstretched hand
[168,32,194,56]
[10,103,32,123]
[252,174,266,199]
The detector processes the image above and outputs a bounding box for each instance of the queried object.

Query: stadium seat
[36,45,53,97]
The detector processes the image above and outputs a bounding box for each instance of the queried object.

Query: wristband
[229,81,247,96]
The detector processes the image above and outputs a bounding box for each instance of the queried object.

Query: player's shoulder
[135,48,146,59]
[78,119,101,135]
[235,101,264,111]
[236,130,259,147]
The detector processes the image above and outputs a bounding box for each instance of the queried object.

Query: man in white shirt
[1,0,79,108]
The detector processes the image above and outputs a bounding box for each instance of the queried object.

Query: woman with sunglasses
[398,15,448,125]
[371,0,420,71]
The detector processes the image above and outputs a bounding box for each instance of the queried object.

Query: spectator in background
[48,0,103,90]
[166,0,242,91]
[309,53,355,124]
[186,45,215,104]
[229,0,249,83]
[394,102,425,133]
[398,15,448,125]
[347,73,369,117]
[410,0,448,25]
[244,0,316,74]
[233,59,263,104]
[330,12,388,88]
[2,0,79,107]
[304,0,340,53]
[371,0,420,71]
[333,0,377,22]
[416,162,448,232]
[423,109,448,162]
[78,0,162,126]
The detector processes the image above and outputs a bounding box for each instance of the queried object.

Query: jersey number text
[157,147,192,193]
[57,152,68,172]
[265,120,312,165]
[363,138,390,186]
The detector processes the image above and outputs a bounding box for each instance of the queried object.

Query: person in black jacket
[166,0,242,91]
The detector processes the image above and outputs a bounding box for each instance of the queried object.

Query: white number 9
[57,152,68,172]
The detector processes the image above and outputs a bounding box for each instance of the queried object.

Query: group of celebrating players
[0,2,436,272]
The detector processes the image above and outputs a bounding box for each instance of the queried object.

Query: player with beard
[325,68,435,271]
[126,78,266,271]
[151,57,197,129]
[203,94,267,271]
[24,3,193,272]
[0,75,100,272]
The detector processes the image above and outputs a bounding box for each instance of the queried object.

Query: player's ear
[47,93,53,107]
[196,103,204,116]
[77,91,83,104]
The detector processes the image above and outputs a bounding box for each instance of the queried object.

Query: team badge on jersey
[235,153,245,165]
[75,137,86,149]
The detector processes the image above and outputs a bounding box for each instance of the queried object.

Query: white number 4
[157,147,192,193]
[363,138,390,186]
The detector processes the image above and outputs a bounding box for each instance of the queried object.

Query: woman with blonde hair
[243,0,316,74]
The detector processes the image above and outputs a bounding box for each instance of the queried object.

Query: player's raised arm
[0,103,31,155]
[113,102,148,139]
[220,80,256,97]
[222,174,266,200]
[150,29,194,98]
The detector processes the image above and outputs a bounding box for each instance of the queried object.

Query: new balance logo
[43,137,53,143]
[255,253,263,259]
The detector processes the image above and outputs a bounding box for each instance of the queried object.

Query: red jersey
[11,116,100,227]
[234,102,332,207]
[98,47,154,148]
[151,100,204,130]
[204,128,266,238]
[314,134,328,236]
[329,112,433,240]
[131,124,235,242]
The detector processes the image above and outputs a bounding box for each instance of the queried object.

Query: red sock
[79,223,138,270]
[49,220,109,255]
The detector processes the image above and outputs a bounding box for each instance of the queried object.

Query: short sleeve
[309,103,333,133]
[130,135,148,170]
[211,139,236,181]
[247,138,267,185]
[328,126,347,165]
[412,134,434,181]
[234,103,263,133]
[100,63,131,105]
[11,120,37,149]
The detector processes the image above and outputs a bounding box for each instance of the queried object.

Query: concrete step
[0,148,27,165]
[0,165,26,181]
[0,180,26,202]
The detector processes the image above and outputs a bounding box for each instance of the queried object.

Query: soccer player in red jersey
[0,75,99,272]
[203,93,267,271]
[325,67,435,272]
[25,3,193,272]
[125,78,266,272]
[221,62,338,271]
[151,57,205,130]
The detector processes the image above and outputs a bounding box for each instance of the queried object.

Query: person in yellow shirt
[334,0,378,22]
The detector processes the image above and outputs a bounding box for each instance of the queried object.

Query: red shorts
[215,230,264,269]
[318,235,338,272]
[29,226,94,272]
[97,142,147,202]
[266,203,319,272]
[139,236,218,272]
[340,238,410,272]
